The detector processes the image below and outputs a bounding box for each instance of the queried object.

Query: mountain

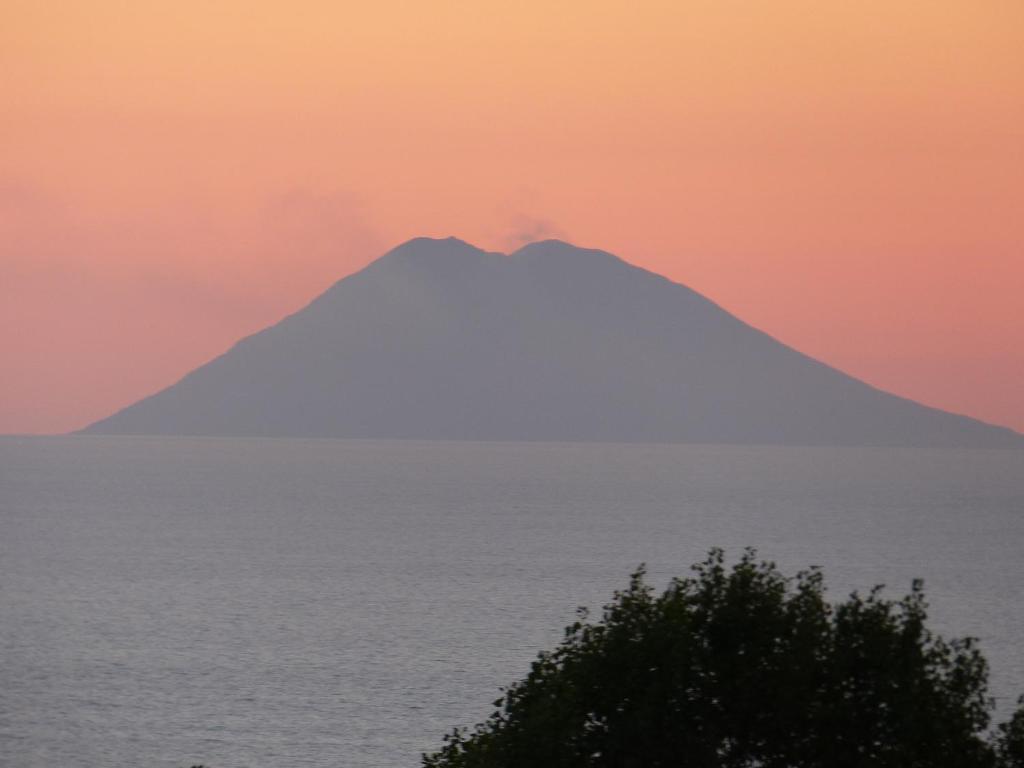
[83,237,1022,447]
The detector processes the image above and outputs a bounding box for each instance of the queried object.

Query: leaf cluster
[424,549,1023,768]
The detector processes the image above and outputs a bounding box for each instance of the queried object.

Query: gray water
[1,437,1022,767]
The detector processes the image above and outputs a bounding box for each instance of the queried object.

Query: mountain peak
[379,236,623,266]
[83,236,1022,447]
[366,236,498,278]
[384,235,486,258]
[513,239,621,263]
[513,238,594,255]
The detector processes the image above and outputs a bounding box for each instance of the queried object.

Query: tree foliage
[424,549,1023,768]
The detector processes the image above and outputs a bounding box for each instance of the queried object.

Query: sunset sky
[3,1,1022,434]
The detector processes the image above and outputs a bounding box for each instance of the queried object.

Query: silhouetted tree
[998,698,1024,768]
[424,549,1023,768]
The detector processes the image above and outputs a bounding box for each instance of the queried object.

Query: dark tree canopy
[424,549,1024,768]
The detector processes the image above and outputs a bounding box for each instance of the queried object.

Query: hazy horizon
[6,233,1024,440]
[4,2,1023,434]
[78,237,1023,447]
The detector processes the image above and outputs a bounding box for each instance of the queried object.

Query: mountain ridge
[82,237,1023,447]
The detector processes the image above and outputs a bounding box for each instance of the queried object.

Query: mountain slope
[83,237,1023,447]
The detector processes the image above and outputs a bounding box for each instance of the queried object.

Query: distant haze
[85,238,1022,448]
[3,2,1023,435]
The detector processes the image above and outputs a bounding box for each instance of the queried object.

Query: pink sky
[2,1,1022,434]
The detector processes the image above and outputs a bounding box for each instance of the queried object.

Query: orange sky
[3,1,1022,435]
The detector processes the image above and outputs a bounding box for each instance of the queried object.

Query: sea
[1,436,1022,767]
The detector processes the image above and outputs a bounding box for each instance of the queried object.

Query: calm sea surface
[1,436,1022,767]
